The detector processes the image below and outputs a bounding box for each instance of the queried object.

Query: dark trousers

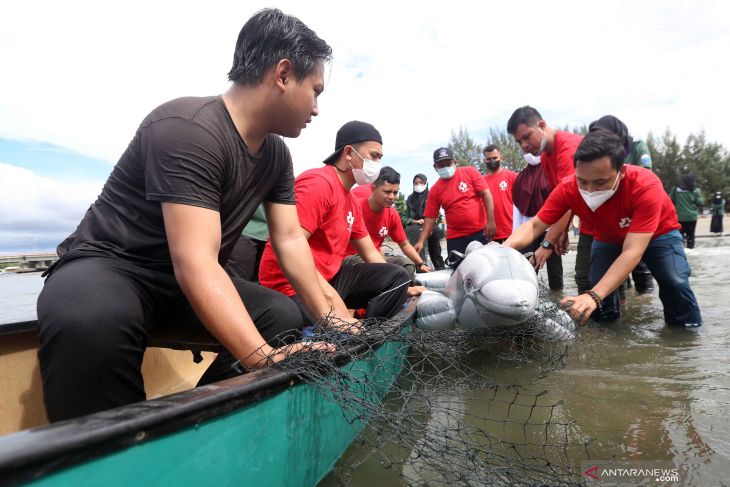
[204,262,412,387]
[37,255,303,422]
[225,235,267,282]
[405,224,445,270]
[588,230,702,326]
[575,232,593,295]
[679,220,697,249]
[522,235,564,290]
[446,231,489,255]
[292,262,411,324]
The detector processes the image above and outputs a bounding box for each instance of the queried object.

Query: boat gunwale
[0,299,416,485]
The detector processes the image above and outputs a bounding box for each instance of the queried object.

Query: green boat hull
[0,304,414,487]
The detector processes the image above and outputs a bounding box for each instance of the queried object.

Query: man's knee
[386,255,415,280]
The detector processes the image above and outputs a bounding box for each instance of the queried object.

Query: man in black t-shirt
[37,9,357,422]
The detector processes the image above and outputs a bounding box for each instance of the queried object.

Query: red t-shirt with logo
[484,168,517,240]
[424,166,488,239]
[259,165,368,296]
[346,198,408,255]
[536,166,680,245]
[350,184,372,200]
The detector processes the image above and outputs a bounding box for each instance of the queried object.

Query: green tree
[448,126,483,170]
[395,192,408,221]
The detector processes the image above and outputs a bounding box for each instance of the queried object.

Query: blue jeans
[589,230,702,326]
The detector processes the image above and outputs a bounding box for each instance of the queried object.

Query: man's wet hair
[507,106,543,135]
[228,9,333,86]
[374,166,401,187]
[574,129,626,171]
[483,144,500,154]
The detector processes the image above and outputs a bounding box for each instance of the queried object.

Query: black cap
[323,121,382,165]
[433,147,454,163]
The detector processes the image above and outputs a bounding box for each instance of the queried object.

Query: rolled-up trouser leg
[37,257,152,422]
[575,232,593,295]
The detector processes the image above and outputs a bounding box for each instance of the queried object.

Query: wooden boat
[0,299,416,486]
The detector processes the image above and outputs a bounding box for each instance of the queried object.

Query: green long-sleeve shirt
[669,187,704,222]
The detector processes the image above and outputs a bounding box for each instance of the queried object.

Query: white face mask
[524,153,541,166]
[414,184,427,193]
[350,148,381,185]
[578,172,621,212]
[437,165,456,179]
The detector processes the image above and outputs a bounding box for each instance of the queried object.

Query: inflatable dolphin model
[414,242,576,339]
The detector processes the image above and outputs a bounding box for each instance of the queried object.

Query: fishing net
[245,283,607,486]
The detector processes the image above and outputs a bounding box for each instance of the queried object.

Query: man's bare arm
[162,202,331,369]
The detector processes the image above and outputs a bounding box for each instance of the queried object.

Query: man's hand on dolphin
[560,294,597,325]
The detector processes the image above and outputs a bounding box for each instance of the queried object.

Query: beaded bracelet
[585,290,603,311]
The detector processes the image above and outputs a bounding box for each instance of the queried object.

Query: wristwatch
[540,240,554,250]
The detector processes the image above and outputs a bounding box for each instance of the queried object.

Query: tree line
[447,126,729,211]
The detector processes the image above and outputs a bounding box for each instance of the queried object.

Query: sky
[1,0,729,252]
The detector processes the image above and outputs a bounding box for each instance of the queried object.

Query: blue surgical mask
[437,165,456,179]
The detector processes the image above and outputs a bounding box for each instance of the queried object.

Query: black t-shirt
[58,96,295,271]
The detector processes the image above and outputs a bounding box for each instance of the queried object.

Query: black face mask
[486,161,501,172]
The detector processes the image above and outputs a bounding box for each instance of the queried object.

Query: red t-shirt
[424,166,488,239]
[484,168,517,240]
[259,165,368,296]
[350,184,372,200]
[541,131,581,188]
[536,166,680,245]
[541,130,594,236]
[346,198,408,255]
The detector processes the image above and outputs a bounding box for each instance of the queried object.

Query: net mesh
[252,282,607,486]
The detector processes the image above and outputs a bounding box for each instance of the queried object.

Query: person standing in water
[710,192,725,236]
[670,167,704,249]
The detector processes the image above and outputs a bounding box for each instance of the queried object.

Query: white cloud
[1,0,729,227]
[0,162,103,250]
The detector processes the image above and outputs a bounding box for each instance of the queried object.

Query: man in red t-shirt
[344,166,431,279]
[482,144,517,243]
[259,121,419,324]
[414,147,496,257]
[507,106,591,293]
[350,184,372,200]
[504,130,701,328]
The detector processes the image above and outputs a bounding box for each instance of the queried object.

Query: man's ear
[273,59,294,91]
[537,119,547,130]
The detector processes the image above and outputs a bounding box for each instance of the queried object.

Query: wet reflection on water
[323,236,730,486]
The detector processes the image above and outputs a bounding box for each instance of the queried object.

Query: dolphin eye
[464,277,474,292]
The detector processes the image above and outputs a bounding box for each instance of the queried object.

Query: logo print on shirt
[346,211,354,232]
[378,226,388,237]
[619,217,631,229]
[499,180,508,191]
[458,181,468,193]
